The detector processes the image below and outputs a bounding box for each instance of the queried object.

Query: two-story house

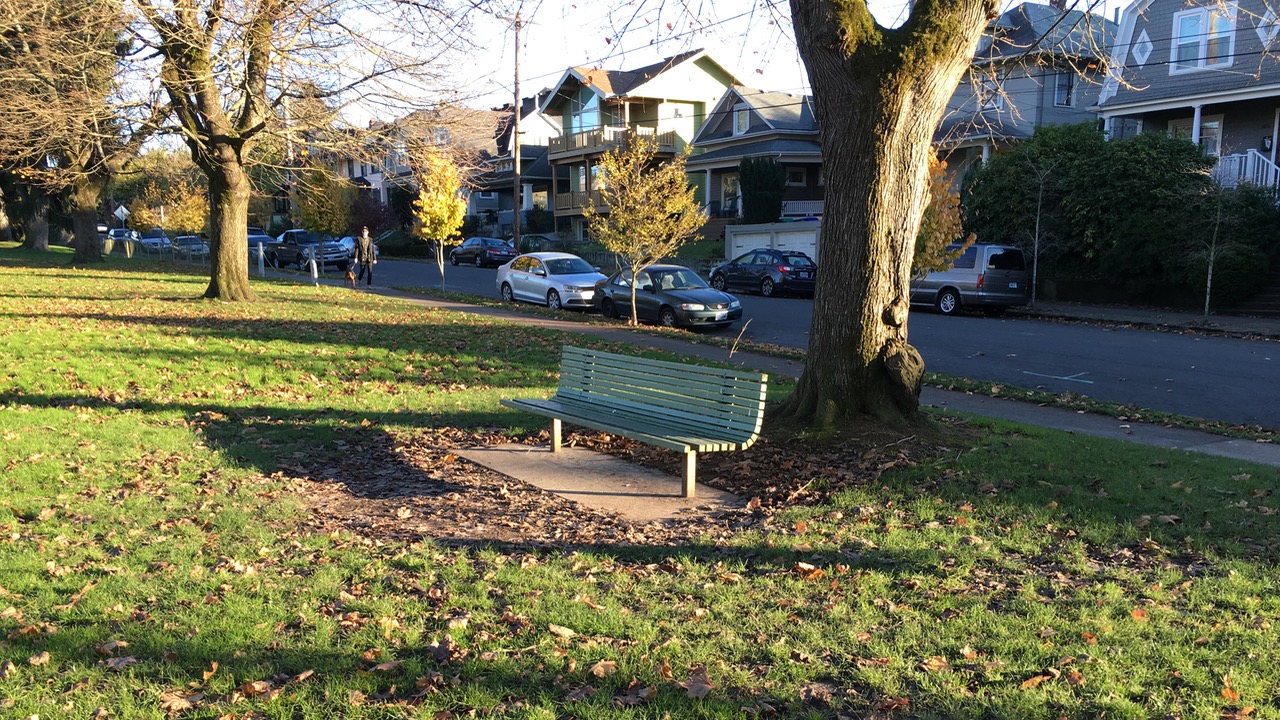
[686,87,822,222]
[936,1,1116,184]
[1098,0,1280,189]
[469,90,564,235]
[539,49,740,242]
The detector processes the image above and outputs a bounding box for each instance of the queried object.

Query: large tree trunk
[69,177,105,263]
[781,0,997,426]
[203,155,256,301]
[23,193,50,252]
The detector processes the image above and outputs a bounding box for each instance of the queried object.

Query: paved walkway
[344,279,1280,469]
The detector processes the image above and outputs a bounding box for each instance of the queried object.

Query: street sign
[113,206,130,221]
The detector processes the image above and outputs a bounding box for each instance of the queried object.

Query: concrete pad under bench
[457,444,744,523]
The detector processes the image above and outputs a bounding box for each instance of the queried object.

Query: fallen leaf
[29,652,50,666]
[372,660,403,673]
[1,659,15,679]
[959,645,977,660]
[240,680,271,696]
[202,661,218,681]
[548,624,576,639]
[104,656,136,670]
[589,659,618,677]
[919,656,951,672]
[1131,608,1149,622]
[1066,670,1085,686]
[97,640,128,656]
[681,665,715,699]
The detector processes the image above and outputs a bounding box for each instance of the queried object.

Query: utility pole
[511,11,522,248]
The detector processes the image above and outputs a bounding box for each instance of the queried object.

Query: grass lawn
[1,243,1278,720]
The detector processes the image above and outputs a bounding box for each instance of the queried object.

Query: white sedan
[495,252,607,310]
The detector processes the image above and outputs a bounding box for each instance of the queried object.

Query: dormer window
[1054,71,1075,107]
[1172,3,1236,73]
[733,103,750,136]
[979,77,1004,111]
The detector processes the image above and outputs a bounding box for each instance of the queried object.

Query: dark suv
[709,248,817,297]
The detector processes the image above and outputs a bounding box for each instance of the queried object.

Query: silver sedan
[495,252,607,310]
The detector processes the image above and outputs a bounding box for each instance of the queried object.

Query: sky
[457,0,1127,110]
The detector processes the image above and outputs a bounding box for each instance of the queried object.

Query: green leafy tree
[914,152,973,275]
[583,134,705,326]
[294,168,355,237]
[738,156,786,224]
[410,146,466,289]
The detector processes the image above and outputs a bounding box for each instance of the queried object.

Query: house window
[1131,29,1154,67]
[347,159,355,177]
[786,168,806,187]
[1054,72,1075,107]
[979,77,1004,111]
[733,104,750,136]
[1257,8,1280,45]
[571,94,600,134]
[1172,4,1236,72]
[1169,115,1224,156]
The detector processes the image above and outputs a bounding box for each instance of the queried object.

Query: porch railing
[554,190,606,212]
[1213,149,1280,190]
[781,200,824,217]
[548,126,678,157]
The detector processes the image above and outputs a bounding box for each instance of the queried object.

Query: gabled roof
[975,2,1116,64]
[692,86,816,146]
[539,49,740,113]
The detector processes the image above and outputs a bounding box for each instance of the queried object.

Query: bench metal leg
[551,418,562,452]
[683,451,696,498]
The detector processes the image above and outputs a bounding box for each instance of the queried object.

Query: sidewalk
[357,283,1280,469]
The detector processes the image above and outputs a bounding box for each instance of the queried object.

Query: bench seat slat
[502,398,746,452]
[540,396,757,447]
[561,347,766,385]
[560,369,766,410]
[554,389,764,436]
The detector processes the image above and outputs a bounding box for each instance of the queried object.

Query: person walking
[354,226,376,287]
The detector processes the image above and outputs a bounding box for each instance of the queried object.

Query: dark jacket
[355,234,376,264]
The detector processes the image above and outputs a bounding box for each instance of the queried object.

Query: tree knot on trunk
[880,339,924,415]
[882,296,910,328]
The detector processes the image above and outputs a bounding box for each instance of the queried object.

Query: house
[539,49,740,241]
[1098,0,1280,189]
[936,1,1116,184]
[686,86,823,222]
[468,90,565,235]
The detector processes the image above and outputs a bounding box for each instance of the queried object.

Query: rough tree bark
[69,176,106,263]
[23,193,50,252]
[781,0,999,426]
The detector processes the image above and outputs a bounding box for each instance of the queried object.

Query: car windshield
[545,258,594,275]
[650,269,708,291]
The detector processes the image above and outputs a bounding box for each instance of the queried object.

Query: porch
[1213,149,1280,190]
[548,126,677,160]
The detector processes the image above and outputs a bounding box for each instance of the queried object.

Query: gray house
[1098,0,1280,188]
[936,1,1116,183]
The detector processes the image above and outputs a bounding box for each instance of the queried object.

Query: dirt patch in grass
[286,418,971,549]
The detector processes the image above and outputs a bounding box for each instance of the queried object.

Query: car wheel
[547,289,562,310]
[474,255,484,268]
[760,277,775,297]
[297,257,308,271]
[710,273,727,291]
[601,299,617,319]
[450,254,459,266]
[268,252,279,268]
[936,289,961,316]
[500,283,515,303]
[659,307,678,327]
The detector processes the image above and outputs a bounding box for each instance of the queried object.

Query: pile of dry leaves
[287,423,950,548]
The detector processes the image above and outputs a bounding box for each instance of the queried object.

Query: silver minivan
[910,244,1029,316]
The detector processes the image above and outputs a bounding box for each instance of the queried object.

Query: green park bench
[502,346,769,498]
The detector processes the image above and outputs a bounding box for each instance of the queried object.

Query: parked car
[107,228,138,242]
[247,228,275,254]
[173,235,209,258]
[136,228,171,252]
[594,264,742,329]
[909,243,1029,316]
[709,248,817,297]
[269,231,349,270]
[516,233,563,254]
[495,253,607,310]
[450,237,518,268]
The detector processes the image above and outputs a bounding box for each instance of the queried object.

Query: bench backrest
[556,345,768,445]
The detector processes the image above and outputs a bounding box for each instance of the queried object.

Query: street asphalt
[296,268,1280,470]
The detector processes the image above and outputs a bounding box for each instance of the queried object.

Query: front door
[721,175,740,217]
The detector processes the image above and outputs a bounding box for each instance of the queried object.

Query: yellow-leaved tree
[127,180,208,235]
[913,151,974,275]
[295,168,356,237]
[583,133,705,326]
[411,146,466,289]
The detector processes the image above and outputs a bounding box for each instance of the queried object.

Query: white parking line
[1021,370,1095,385]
